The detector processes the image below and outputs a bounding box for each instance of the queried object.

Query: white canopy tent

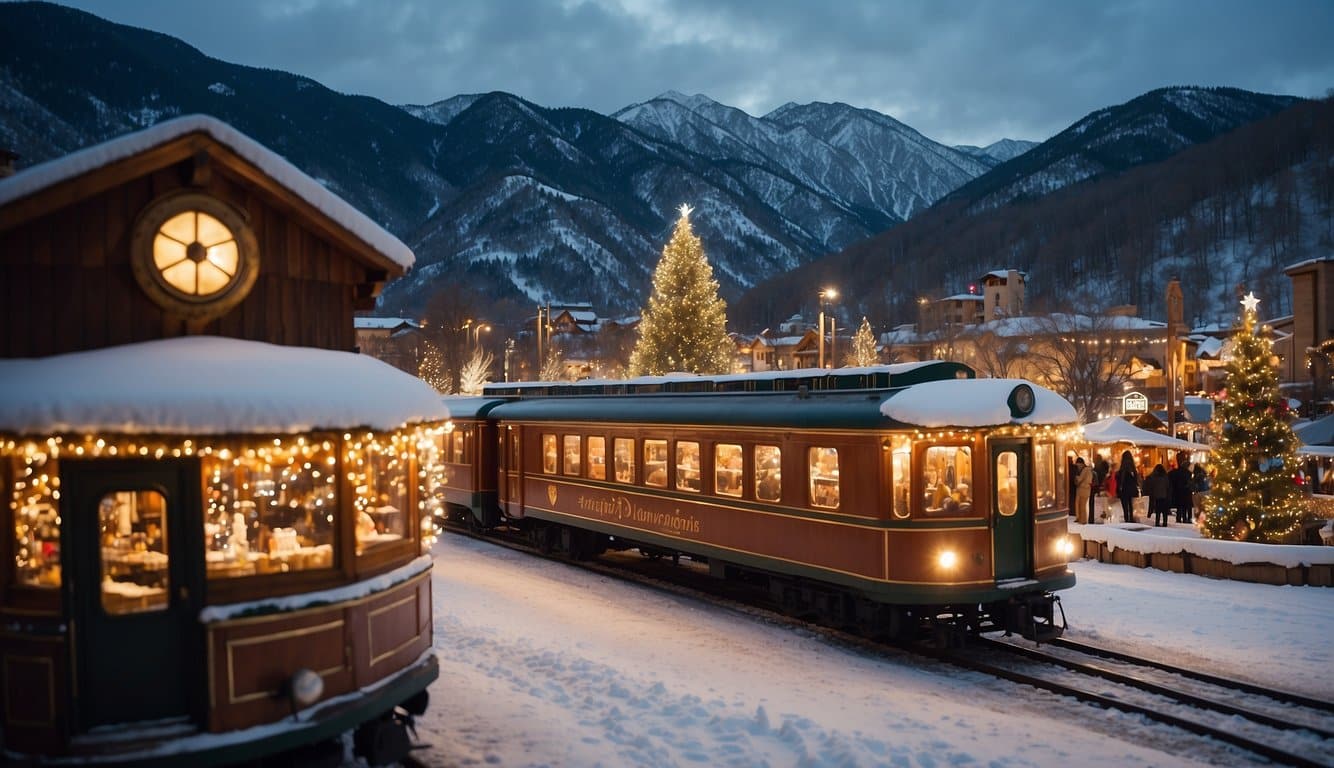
[1081,416,1210,452]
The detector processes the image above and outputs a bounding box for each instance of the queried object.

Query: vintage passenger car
[0,116,443,766]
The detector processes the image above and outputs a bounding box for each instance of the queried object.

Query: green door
[990,440,1033,580]
[62,458,204,731]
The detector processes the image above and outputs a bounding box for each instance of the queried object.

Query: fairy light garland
[5,424,448,586]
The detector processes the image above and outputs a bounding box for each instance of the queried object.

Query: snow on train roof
[0,114,414,270]
[881,379,1077,427]
[0,337,448,436]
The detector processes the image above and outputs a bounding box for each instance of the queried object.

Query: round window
[131,192,259,320]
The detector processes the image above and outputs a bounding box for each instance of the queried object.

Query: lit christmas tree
[628,204,733,376]
[418,340,451,393]
[1201,291,1309,543]
[849,317,879,367]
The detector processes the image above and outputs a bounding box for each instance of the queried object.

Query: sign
[1122,391,1149,415]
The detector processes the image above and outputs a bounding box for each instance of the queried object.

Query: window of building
[100,490,169,614]
[588,437,606,480]
[889,436,911,519]
[563,435,582,476]
[809,447,840,508]
[204,440,338,577]
[676,441,701,492]
[922,445,973,517]
[644,440,668,487]
[755,445,781,501]
[542,434,557,474]
[614,438,635,483]
[715,443,743,497]
[10,451,60,588]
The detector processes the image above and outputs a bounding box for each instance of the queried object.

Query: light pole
[818,287,837,369]
[471,323,490,351]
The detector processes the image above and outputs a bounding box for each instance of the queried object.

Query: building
[354,315,423,374]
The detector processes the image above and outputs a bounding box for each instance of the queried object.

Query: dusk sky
[55,0,1334,147]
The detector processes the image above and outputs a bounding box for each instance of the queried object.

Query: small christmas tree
[1201,291,1308,543]
[628,204,733,376]
[418,340,452,393]
[849,317,879,367]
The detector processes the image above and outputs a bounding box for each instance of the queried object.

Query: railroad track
[442,524,1333,766]
[954,636,1334,768]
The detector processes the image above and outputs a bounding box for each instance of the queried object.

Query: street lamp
[471,322,491,351]
[818,287,838,369]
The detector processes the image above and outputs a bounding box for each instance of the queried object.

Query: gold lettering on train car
[575,492,703,537]
[547,484,558,505]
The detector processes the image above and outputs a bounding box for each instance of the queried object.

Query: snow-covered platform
[1072,519,1334,586]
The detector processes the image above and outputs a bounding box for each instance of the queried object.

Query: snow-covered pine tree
[1201,292,1309,543]
[849,317,879,367]
[627,204,733,376]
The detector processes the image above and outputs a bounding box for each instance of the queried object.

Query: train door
[989,440,1033,580]
[62,458,204,731]
[501,426,523,517]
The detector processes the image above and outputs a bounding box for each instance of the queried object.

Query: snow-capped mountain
[954,138,1039,164]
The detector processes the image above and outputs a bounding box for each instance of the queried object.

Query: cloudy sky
[57,0,1334,147]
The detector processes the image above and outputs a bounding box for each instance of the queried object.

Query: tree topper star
[678,202,693,220]
[1241,291,1261,313]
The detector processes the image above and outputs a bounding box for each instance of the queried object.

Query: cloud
[58,0,1334,146]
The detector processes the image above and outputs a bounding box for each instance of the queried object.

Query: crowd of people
[1068,449,1210,527]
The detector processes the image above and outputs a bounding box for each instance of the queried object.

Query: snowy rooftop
[0,114,414,270]
[354,316,421,330]
[882,378,1077,427]
[0,337,448,435]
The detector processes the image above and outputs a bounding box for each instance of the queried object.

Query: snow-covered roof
[1081,416,1209,452]
[354,316,421,330]
[941,294,983,302]
[1194,336,1225,359]
[1296,413,1334,446]
[881,379,1076,427]
[983,269,1027,280]
[0,114,414,270]
[0,337,448,436]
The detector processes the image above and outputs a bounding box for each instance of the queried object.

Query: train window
[809,447,840,508]
[644,440,668,487]
[11,451,61,588]
[100,490,169,614]
[996,452,1019,516]
[715,444,743,497]
[588,437,606,479]
[563,436,582,476]
[889,435,911,519]
[542,434,557,474]
[613,438,635,483]
[203,442,337,578]
[755,445,781,502]
[676,441,701,492]
[450,429,466,464]
[357,433,411,556]
[922,445,973,517]
[1035,442,1056,510]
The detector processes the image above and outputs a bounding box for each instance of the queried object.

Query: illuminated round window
[132,192,258,320]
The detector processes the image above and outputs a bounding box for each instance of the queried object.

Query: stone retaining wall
[1079,537,1333,587]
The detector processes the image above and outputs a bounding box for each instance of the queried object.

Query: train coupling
[1006,592,1066,643]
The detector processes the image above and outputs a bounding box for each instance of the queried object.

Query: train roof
[488,378,1077,431]
[481,361,974,398]
[440,396,511,420]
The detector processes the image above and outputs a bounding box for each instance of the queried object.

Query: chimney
[0,149,18,179]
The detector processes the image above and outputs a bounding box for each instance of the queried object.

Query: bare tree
[458,349,496,394]
[966,327,1029,379]
[1024,312,1138,422]
[419,284,480,394]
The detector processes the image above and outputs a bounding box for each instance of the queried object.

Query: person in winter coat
[1191,463,1211,521]
[1115,450,1139,523]
[1144,464,1171,527]
[1073,457,1093,524]
[1168,454,1193,523]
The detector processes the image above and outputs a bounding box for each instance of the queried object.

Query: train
[439,362,1080,642]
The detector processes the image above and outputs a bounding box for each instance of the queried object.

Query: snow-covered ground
[412,534,1332,767]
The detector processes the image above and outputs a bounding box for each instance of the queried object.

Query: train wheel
[353,714,412,767]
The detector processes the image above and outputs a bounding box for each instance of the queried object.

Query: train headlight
[288,667,324,708]
[1059,537,1076,558]
[937,550,958,570]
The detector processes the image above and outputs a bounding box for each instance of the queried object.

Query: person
[1090,452,1109,524]
[1073,457,1093,524]
[1191,463,1211,521]
[1168,453,1193,524]
[1066,456,1078,514]
[1144,463,1171,527]
[1115,450,1139,523]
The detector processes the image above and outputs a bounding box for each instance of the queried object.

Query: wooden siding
[0,155,375,358]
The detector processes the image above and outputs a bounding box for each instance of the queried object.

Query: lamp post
[818,287,837,369]
[471,322,490,351]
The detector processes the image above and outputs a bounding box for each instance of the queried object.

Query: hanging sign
[1122,391,1149,414]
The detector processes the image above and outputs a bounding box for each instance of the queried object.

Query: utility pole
[1166,278,1184,437]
